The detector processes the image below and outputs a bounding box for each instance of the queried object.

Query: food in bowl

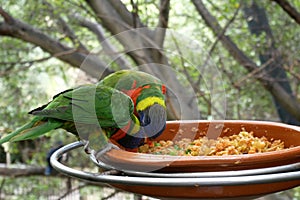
[138,129,286,156]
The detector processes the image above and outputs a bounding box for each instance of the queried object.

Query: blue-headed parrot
[0,70,167,154]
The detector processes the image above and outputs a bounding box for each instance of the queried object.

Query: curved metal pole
[90,149,300,178]
[51,142,300,187]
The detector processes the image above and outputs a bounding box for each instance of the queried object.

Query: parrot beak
[138,103,167,139]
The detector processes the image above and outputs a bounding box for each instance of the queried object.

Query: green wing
[31,85,134,128]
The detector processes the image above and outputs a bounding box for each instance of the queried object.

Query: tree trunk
[243,1,300,125]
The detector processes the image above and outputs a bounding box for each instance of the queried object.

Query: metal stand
[51,142,300,199]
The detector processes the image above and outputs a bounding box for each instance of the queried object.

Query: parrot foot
[81,140,120,160]
[81,140,92,154]
[94,143,120,159]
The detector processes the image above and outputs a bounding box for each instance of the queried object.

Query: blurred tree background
[0,0,299,199]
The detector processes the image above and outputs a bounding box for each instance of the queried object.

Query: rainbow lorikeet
[0,70,167,154]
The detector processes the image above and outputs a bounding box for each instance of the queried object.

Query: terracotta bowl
[97,120,300,172]
[110,180,300,200]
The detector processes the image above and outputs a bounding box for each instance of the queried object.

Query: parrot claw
[94,143,120,159]
[81,139,120,157]
[81,140,92,154]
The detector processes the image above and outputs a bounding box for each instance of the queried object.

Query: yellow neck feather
[136,96,166,111]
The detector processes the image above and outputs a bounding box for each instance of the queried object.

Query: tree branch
[271,0,300,25]
[85,0,145,64]
[152,0,170,63]
[130,0,139,28]
[233,58,274,88]
[192,0,300,121]
[195,4,241,87]
[0,163,45,177]
[0,50,89,77]
[109,0,145,28]
[154,0,170,48]
[42,0,88,52]
[86,0,166,66]
[192,0,256,71]
[0,8,112,79]
[74,14,131,69]
[0,6,14,24]
[0,56,50,77]
[170,32,225,119]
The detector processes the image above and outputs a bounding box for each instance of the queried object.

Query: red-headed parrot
[0,70,167,154]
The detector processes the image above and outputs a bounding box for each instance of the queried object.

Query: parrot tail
[0,117,62,144]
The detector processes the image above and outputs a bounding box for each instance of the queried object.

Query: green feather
[99,70,163,91]
[11,120,63,142]
[32,85,134,128]
[0,117,62,144]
